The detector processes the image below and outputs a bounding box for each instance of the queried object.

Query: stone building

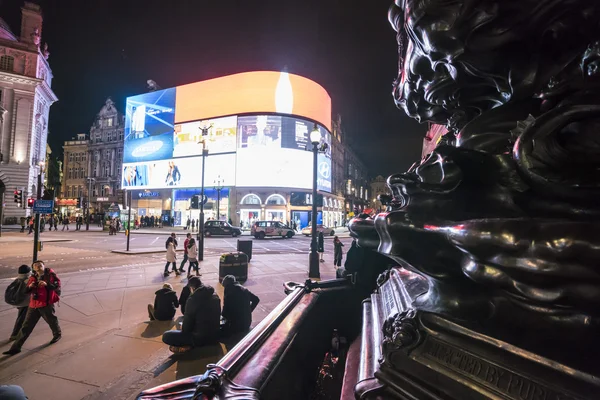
[60,98,124,216]
[0,2,57,223]
[370,175,388,211]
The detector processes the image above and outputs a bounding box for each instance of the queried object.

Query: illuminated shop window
[240,194,261,205]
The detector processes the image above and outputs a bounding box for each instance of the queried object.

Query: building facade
[344,145,369,217]
[0,2,57,223]
[370,175,387,212]
[59,98,124,216]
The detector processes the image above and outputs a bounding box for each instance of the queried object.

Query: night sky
[1,0,425,177]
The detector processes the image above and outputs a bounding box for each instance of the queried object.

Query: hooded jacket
[153,287,179,321]
[182,285,221,345]
[28,268,60,308]
[222,283,260,333]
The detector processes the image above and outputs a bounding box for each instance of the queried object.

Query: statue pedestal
[356,267,599,400]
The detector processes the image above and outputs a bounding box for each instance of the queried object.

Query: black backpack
[5,279,28,306]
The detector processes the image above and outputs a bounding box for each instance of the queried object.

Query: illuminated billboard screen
[124,88,176,163]
[122,72,333,192]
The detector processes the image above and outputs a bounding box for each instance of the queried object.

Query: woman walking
[333,236,344,267]
[164,233,180,277]
[186,238,201,278]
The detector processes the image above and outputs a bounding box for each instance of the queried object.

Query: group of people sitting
[148,275,259,353]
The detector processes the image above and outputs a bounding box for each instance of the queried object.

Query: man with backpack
[5,265,32,341]
[3,260,62,356]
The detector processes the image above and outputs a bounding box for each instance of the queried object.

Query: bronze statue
[138,1,600,399]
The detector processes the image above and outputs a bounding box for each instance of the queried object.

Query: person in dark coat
[148,283,179,321]
[318,231,325,262]
[8,265,31,340]
[162,277,220,352]
[221,275,260,335]
[333,236,344,267]
[179,281,191,315]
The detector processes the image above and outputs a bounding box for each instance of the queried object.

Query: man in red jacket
[3,260,62,355]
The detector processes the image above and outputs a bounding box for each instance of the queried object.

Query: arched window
[0,55,14,72]
[240,194,261,205]
[265,194,286,205]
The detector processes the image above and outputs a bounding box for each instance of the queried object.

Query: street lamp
[197,125,210,261]
[86,177,95,230]
[308,123,327,279]
[33,161,44,262]
[214,175,224,221]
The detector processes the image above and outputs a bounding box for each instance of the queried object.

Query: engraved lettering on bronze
[421,339,578,400]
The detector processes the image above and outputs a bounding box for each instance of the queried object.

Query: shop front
[173,188,230,227]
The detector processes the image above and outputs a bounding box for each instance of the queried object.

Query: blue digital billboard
[124,88,176,163]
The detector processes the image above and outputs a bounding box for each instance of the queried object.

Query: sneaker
[169,345,192,354]
[3,348,21,356]
[179,268,186,272]
[50,335,62,344]
[163,272,169,278]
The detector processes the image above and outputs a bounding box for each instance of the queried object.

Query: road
[0,229,352,279]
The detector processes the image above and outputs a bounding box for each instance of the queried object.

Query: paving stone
[6,370,97,400]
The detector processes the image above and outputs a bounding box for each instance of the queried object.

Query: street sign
[33,200,54,214]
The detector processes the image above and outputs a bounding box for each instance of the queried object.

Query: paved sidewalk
[0,252,338,400]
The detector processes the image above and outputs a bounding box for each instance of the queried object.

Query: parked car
[204,220,242,237]
[252,221,295,239]
[301,224,335,237]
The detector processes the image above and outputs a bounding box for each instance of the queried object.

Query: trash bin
[219,252,249,283]
[237,239,253,262]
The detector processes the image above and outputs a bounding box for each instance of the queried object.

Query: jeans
[334,252,342,267]
[10,305,61,351]
[179,253,188,270]
[11,307,28,338]
[189,261,199,274]
[164,262,177,273]
[162,330,194,347]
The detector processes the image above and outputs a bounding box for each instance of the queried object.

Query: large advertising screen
[124,88,176,163]
[123,72,333,192]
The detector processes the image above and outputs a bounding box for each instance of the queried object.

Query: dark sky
[1,0,425,177]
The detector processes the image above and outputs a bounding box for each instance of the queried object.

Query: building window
[94,151,100,161]
[347,163,352,176]
[106,118,113,127]
[67,186,72,198]
[105,149,111,159]
[118,130,123,141]
[266,194,286,205]
[346,180,352,195]
[79,167,84,178]
[0,55,14,72]
[92,185,98,196]
[104,164,110,177]
[67,167,72,179]
[112,131,117,141]
[116,148,122,161]
[96,134,102,143]
[74,153,79,162]
[240,194,261,205]
[78,186,83,197]
[68,153,73,162]
[82,152,87,161]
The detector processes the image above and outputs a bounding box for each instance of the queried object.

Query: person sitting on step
[148,283,179,321]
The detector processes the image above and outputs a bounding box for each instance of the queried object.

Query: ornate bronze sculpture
[138,1,600,398]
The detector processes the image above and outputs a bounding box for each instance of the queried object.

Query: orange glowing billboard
[174,71,332,131]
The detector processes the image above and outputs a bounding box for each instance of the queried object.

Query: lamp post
[308,124,327,279]
[33,162,44,262]
[86,177,95,230]
[214,175,223,221]
[197,125,210,261]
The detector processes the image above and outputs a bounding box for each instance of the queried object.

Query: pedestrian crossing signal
[191,195,199,209]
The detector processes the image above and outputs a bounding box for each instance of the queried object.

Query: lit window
[107,118,113,127]
[266,194,286,205]
[240,194,261,205]
[0,55,14,72]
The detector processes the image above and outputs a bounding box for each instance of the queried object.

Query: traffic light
[27,198,34,208]
[190,195,199,209]
[77,197,82,208]
[14,189,22,204]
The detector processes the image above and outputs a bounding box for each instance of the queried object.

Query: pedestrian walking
[19,216,26,233]
[3,260,62,356]
[164,233,180,277]
[191,219,195,233]
[333,236,344,267]
[53,215,59,231]
[4,265,31,341]
[179,233,191,273]
[134,218,139,230]
[48,215,54,231]
[40,216,46,233]
[147,283,179,321]
[318,231,325,262]
[187,238,201,278]
[186,218,190,231]
[62,216,70,231]
[28,217,34,235]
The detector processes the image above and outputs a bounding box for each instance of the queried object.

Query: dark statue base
[358,267,599,400]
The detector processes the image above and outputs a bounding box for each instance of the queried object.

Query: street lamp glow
[310,124,320,144]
